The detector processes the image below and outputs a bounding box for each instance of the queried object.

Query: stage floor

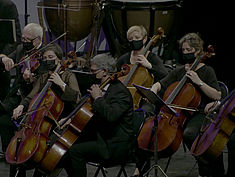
[0,140,228,177]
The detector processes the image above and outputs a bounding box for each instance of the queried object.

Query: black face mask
[90,73,102,85]
[22,41,34,51]
[130,39,144,51]
[38,60,56,74]
[182,53,196,64]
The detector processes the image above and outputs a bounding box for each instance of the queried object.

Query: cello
[5,63,65,167]
[118,27,164,109]
[35,68,128,174]
[190,89,235,164]
[137,46,215,158]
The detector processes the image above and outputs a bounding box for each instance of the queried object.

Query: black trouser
[0,113,16,152]
[134,148,152,176]
[58,138,132,177]
[182,113,225,177]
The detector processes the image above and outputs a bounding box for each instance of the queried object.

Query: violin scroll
[111,64,130,81]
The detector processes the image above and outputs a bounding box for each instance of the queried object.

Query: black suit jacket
[91,79,135,162]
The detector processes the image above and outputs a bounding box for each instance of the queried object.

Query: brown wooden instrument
[190,90,235,164]
[118,27,164,109]
[137,46,215,158]
[6,64,64,167]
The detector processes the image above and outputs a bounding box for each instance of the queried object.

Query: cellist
[151,33,222,177]
[52,53,135,177]
[11,43,81,177]
[119,25,168,177]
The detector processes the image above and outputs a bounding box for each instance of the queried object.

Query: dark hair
[42,43,63,60]
[179,33,204,55]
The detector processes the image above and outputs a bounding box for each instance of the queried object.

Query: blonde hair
[127,25,147,41]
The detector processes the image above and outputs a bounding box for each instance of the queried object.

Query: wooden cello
[36,69,128,174]
[5,63,64,167]
[190,89,235,164]
[118,27,164,109]
[137,46,215,158]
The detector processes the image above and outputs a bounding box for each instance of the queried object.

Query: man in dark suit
[57,53,135,177]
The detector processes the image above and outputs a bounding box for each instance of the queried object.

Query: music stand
[0,19,17,43]
[133,84,178,177]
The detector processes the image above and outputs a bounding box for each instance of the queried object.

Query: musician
[0,23,43,161]
[117,25,168,83]
[202,90,235,177]
[0,0,21,111]
[10,43,81,177]
[117,25,169,177]
[52,53,135,177]
[151,33,222,177]
[12,43,81,120]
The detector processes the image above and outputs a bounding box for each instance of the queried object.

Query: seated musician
[11,43,81,177]
[200,90,235,177]
[52,53,135,177]
[117,25,168,88]
[151,33,222,177]
[0,23,43,161]
[118,25,168,177]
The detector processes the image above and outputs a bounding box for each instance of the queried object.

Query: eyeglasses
[91,68,102,74]
[21,36,38,42]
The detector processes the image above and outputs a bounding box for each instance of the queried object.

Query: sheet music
[133,84,178,116]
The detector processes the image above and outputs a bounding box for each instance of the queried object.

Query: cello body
[137,82,201,157]
[39,96,93,173]
[6,88,64,167]
[119,64,154,109]
[190,91,235,164]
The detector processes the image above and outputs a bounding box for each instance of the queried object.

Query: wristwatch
[198,82,204,87]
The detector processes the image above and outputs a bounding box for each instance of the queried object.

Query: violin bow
[14,32,67,67]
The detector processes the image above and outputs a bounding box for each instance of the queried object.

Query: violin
[137,46,215,158]
[19,50,41,83]
[19,50,41,73]
[36,68,129,174]
[190,89,235,164]
[118,27,164,109]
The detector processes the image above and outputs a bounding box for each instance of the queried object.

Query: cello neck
[123,38,154,86]
[29,63,62,111]
[140,38,153,56]
[165,55,204,104]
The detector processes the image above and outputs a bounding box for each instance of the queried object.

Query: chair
[218,81,229,99]
[88,110,145,177]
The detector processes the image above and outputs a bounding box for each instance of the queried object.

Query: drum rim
[110,0,178,3]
